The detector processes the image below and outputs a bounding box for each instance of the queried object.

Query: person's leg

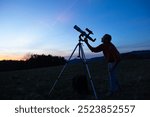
[108,63,119,93]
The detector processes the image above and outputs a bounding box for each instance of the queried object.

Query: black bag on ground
[72,74,90,95]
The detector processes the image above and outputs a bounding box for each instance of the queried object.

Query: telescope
[74,25,96,42]
[49,25,98,99]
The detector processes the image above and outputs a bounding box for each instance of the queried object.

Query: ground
[0,59,150,100]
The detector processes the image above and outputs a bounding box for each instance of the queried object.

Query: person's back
[102,42,120,63]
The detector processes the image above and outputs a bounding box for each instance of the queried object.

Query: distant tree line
[0,54,66,71]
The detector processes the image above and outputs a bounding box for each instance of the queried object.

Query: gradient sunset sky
[0,0,150,60]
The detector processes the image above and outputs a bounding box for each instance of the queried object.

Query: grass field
[0,59,150,100]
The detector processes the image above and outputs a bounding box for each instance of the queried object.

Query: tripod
[49,35,98,99]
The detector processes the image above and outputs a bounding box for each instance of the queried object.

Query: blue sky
[0,0,150,60]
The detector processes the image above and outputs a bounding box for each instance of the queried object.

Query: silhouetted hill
[0,54,66,71]
[0,50,149,71]
[89,50,150,61]
[69,50,150,63]
[121,50,150,60]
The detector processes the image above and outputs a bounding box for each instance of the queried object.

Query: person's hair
[102,34,112,42]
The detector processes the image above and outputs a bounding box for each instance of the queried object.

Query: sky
[0,0,150,60]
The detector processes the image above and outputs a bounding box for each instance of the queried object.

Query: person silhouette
[84,34,121,95]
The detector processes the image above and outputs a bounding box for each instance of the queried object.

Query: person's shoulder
[109,42,114,45]
[109,42,116,47]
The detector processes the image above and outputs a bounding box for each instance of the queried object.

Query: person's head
[101,34,112,43]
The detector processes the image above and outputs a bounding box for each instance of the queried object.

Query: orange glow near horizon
[0,55,24,61]
[0,51,68,61]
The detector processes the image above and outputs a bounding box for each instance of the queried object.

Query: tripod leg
[49,43,79,95]
[80,45,99,99]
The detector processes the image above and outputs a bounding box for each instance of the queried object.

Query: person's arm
[84,38,103,53]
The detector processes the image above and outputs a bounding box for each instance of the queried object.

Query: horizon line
[0,49,150,61]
